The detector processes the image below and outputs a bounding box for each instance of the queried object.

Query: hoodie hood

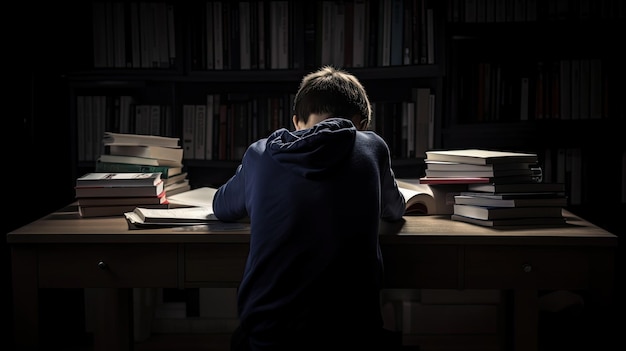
[266,118,357,179]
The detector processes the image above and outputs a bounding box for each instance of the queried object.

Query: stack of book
[96,132,191,196]
[75,172,169,217]
[423,149,567,227]
[421,148,539,185]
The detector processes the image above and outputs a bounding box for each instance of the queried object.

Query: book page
[396,179,435,215]
[167,187,218,208]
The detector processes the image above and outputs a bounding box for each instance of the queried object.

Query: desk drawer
[381,245,460,289]
[464,246,589,289]
[38,244,178,288]
[184,243,248,286]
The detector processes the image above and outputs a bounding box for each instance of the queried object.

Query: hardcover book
[425,149,538,165]
[453,204,564,220]
[164,179,191,196]
[106,144,184,163]
[450,214,567,227]
[75,181,164,198]
[424,168,532,178]
[77,191,168,206]
[467,182,566,194]
[76,172,162,187]
[98,154,183,167]
[454,195,568,208]
[162,172,188,185]
[79,203,169,218]
[95,161,182,178]
[418,176,490,185]
[425,160,534,171]
[102,132,180,148]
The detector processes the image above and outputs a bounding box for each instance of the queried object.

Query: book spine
[95,162,174,178]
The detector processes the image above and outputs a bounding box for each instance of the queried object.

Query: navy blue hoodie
[213,118,406,350]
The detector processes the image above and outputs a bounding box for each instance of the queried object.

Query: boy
[213,66,406,351]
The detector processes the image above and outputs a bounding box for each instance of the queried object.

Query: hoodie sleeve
[380,164,407,222]
[213,164,248,222]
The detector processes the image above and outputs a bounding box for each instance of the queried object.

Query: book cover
[77,191,167,206]
[425,149,538,165]
[467,182,566,194]
[79,203,169,218]
[453,204,564,220]
[162,173,188,185]
[425,160,534,171]
[102,132,180,148]
[164,178,190,192]
[95,161,182,178]
[164,182,191,197]
[450,214,567,228]
[454,195,568,208]
[107,144,184,163]
[419,176,491,185]
[459,191,567,200]
[425,168,532,178]
[76,172,162,187]
[75,181,164,198]
[98,154,183,167]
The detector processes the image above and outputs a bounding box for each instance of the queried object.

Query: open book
[396,179,466,215]
[125,206,218,225]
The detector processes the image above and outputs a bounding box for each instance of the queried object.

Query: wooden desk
[8,206,618,351]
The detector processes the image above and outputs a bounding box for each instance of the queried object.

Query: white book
[103,131,180,148]
[76,172,162,188]
[128,206,218,224]
[453,204,563,220]
[425,149,538,165]
[107,144,183,163]
[98,154,183,168]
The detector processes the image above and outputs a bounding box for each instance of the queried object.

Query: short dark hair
[292,66,372,129]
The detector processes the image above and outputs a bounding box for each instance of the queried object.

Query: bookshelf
[66,0,446,189]
[441,0,626,233]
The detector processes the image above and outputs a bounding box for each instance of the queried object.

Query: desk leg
[12,246,39,350]
[514,289,538,351]
[93,288,133,351]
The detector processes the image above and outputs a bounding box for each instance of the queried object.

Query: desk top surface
[7,204,618,246]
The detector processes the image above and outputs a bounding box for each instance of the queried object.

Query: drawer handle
[522,263,532,273]
[97,261,108,270]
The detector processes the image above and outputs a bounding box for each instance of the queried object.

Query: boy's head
[292,66,372,131]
